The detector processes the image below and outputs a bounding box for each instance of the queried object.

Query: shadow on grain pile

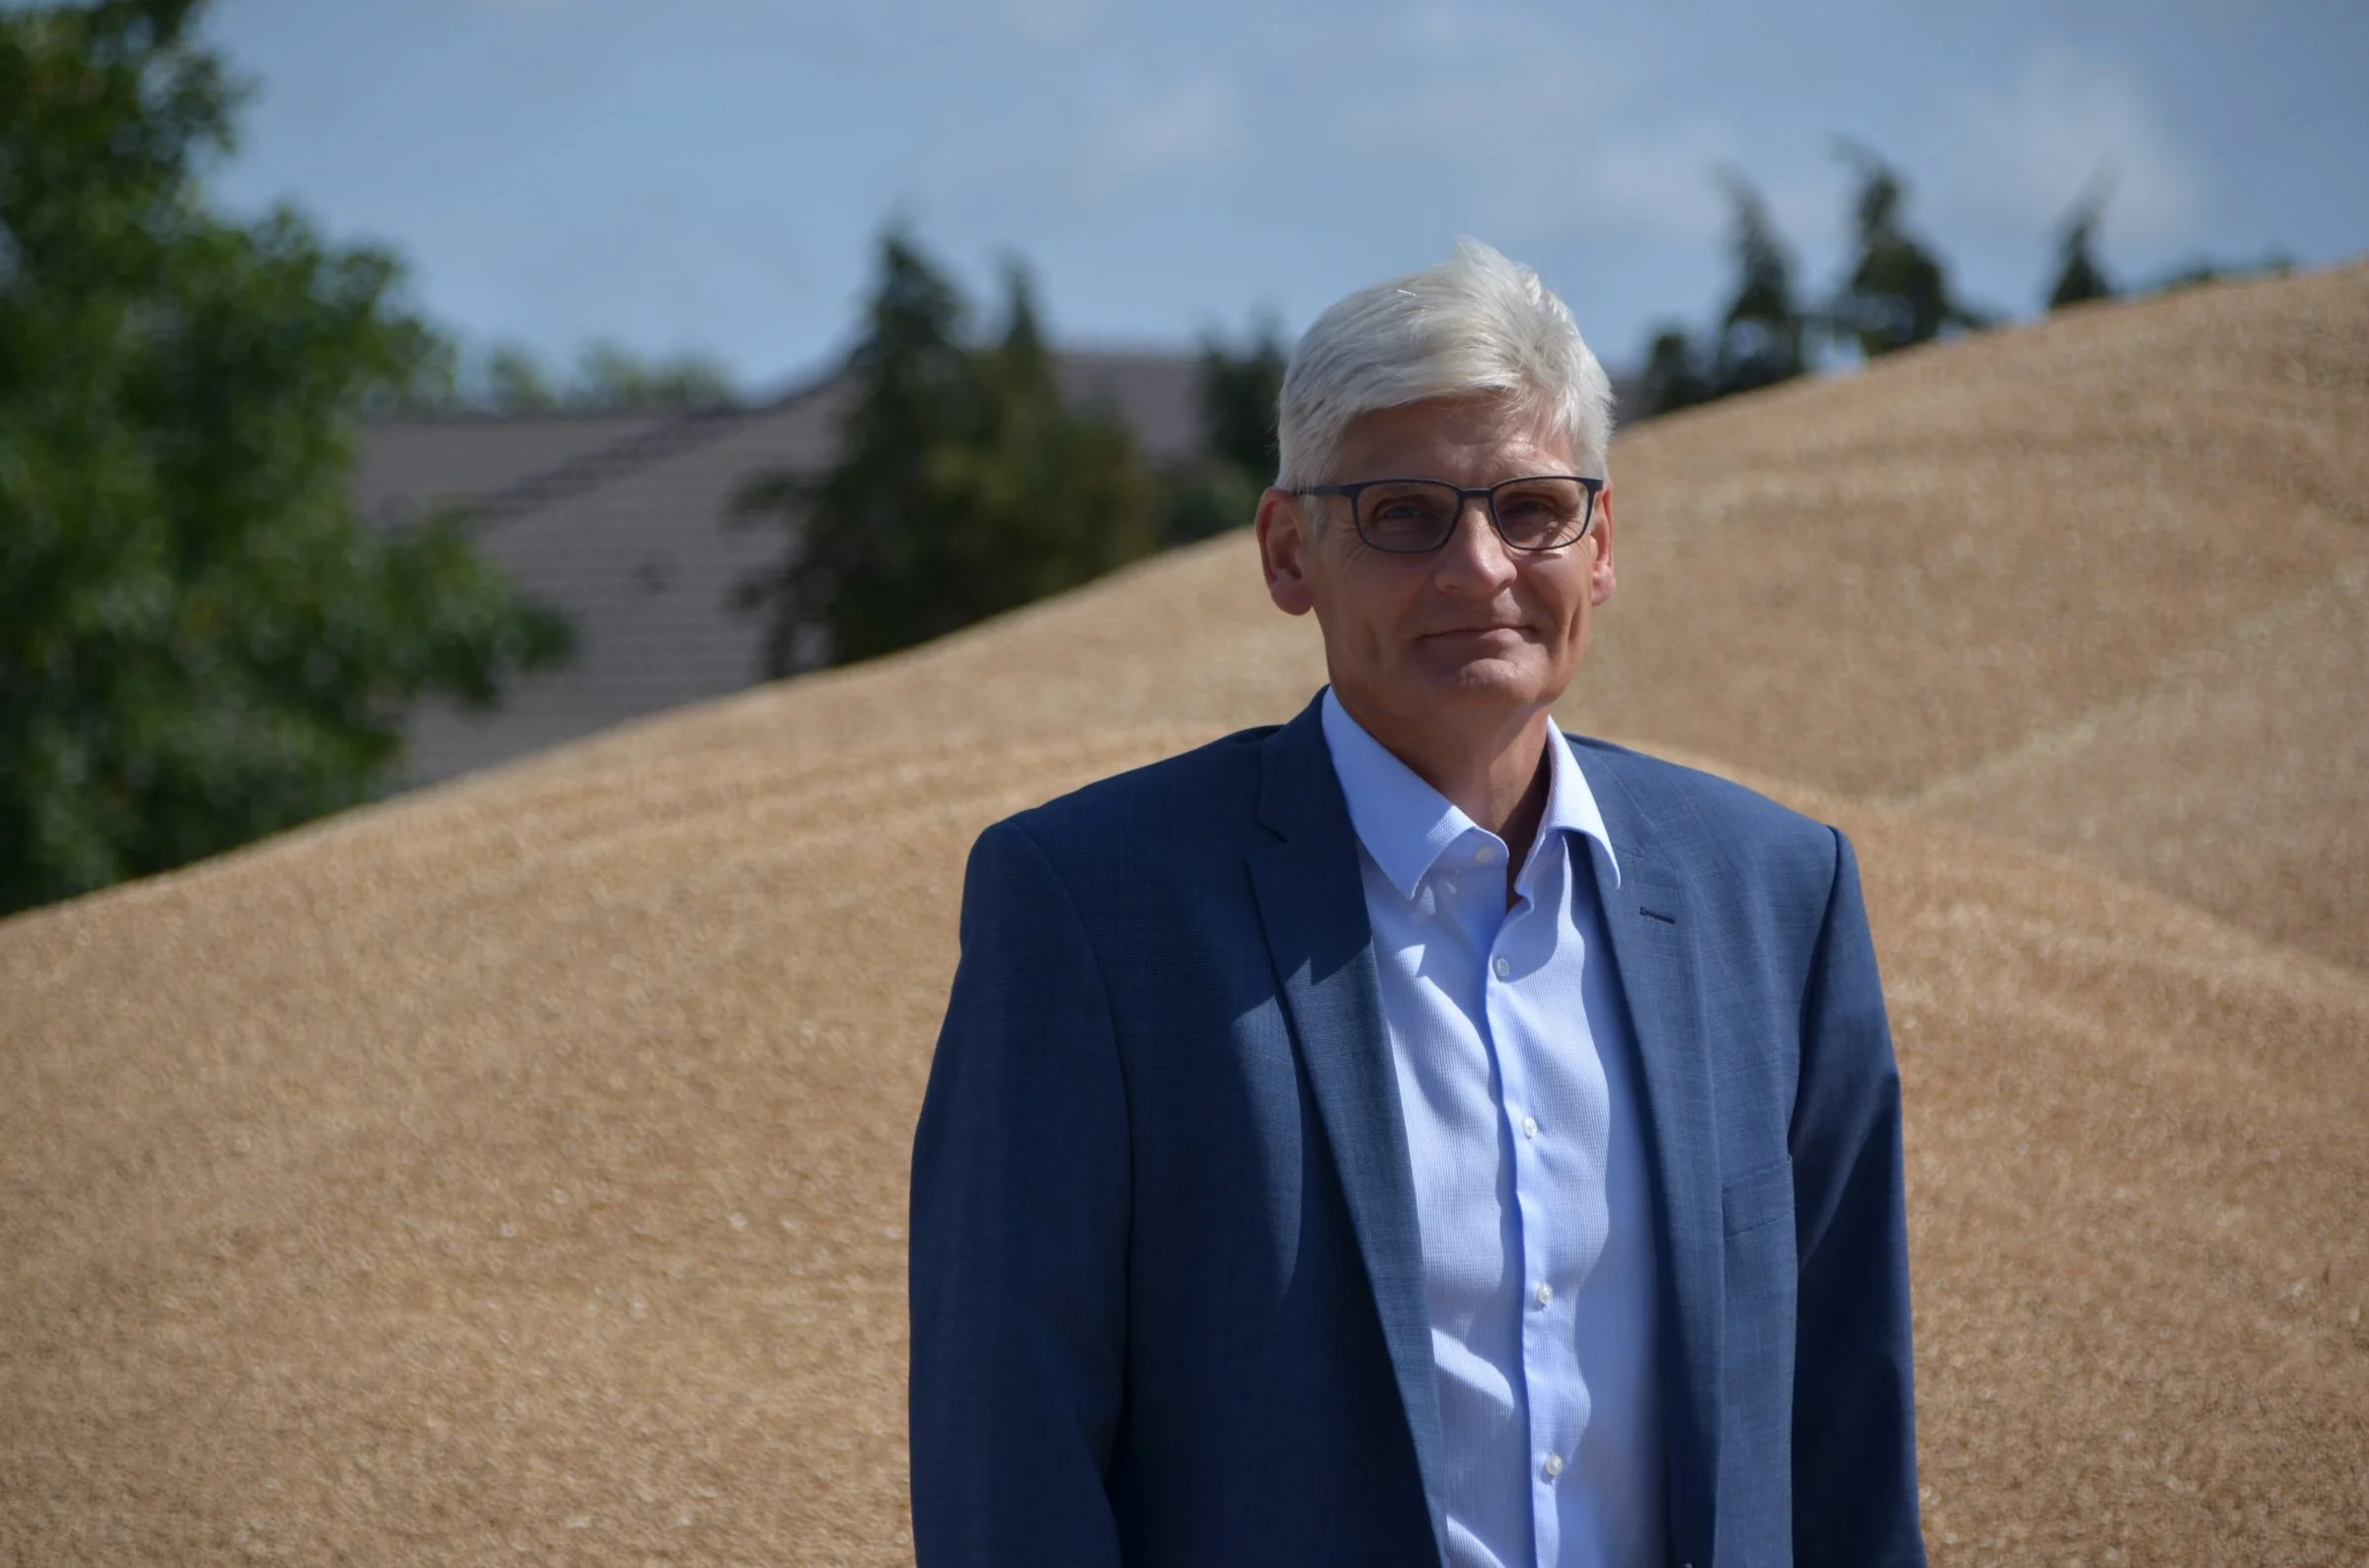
[4,265,2366,1566]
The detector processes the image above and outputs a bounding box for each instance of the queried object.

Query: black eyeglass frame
[1296,474,1607,555]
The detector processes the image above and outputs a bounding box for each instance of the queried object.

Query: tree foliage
[2033,166,2293,309]
[1633,170,1808,418]
[0,0,571,915]
[571,339,735,411]
[2046,172,2118,312]
[1164,316,1286,545]
[734,231,1158,675]
[390,337,737,414]
[1828,140,1989,358]
[1712,168,1808,394]
[2149,251,2294,295]
[438,339,738,413]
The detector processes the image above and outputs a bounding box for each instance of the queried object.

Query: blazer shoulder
[1567,733,1841,885]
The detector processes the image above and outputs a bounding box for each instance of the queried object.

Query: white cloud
[1005,0,1108,44]
[1574,119,1744,247]
[1092,74,1243,187]
[1289,5,1778,255]
[1943,42,2202,247]
[925,68,1249,224]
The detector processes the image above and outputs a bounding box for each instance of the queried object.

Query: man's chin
[1402,652,1561,709]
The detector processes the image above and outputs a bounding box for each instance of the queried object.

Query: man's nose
[1431,496,1517,594]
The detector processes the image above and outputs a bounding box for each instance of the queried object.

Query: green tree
[1631,170,1806,419]
[1827,141,1988,358]
[1711,168,1806,395]
[1164,315,1286,544]
[734,231,1157,674]
[483,342,558,411]
[2046,172,2117,312]
[1199,315,1287,480]
[570,339,736,411]
[0,0,571,915]
[393,339,739,414]
[2148,251,2294,295]
[1633,325,1714,419]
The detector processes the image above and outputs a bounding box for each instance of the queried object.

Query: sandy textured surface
[4,266,2366,1564]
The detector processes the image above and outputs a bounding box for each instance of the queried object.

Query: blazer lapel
[1247,698,1451,1563]
[1573,740,1723,1567]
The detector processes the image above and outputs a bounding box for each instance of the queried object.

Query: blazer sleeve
[908,818,1129,1567]
[1790,828,1929,1566]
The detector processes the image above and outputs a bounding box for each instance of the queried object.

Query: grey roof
[352,411,671,525]
[1055,350,1206,466]
[369,351,1206,785]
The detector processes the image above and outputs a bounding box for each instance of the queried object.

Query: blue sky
[203,0,2369,394]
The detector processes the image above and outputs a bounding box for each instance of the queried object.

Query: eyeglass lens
[1356,479,1594,554]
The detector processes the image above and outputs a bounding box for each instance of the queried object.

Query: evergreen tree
[940,266,1157,625]
[1828,141,1987,357]
[1630,170,1806,419]
[2046,172,2117,312]
[1200,316,1287,481]
[735,233,1157,674]
[0,0,570,915]
[1634,326,1714,419]
[1711,168,1807,396]
[1165,316,1287,544]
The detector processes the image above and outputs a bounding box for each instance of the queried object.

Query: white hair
[1274,238,1614,490]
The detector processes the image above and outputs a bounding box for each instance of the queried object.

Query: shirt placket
[1476,831,1581,1568]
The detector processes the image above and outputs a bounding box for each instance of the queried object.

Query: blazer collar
[1248,694,1453,1562]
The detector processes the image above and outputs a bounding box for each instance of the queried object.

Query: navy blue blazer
[909,694,1925,1567]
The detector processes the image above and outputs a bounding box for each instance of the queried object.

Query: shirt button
[1535,1282,1554,1307]
[1492,956,1511,980]
[1475,844,1497,865]
[1521,1116,1538,1140]
[1543,1454,1565,1479]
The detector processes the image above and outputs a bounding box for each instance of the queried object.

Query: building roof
[367,351,1207,784]
[352,411,672,526]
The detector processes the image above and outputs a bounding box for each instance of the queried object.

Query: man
[909,240,1924,1567]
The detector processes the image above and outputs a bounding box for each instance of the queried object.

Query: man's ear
[1257,487,1318,617]
[1588,485,1616,608]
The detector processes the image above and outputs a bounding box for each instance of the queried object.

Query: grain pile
[3,266,2365,1565]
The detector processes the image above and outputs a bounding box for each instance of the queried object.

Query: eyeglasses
[1296,475,1604,555]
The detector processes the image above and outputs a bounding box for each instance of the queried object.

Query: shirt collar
[1320,687,1622,901]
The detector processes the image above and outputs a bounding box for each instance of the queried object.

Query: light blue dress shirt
[1322,690,1665,1568]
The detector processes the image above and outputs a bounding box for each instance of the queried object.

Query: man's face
[1258,396,1615,739]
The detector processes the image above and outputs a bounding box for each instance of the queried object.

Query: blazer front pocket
[1720,1157,1795,1239]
